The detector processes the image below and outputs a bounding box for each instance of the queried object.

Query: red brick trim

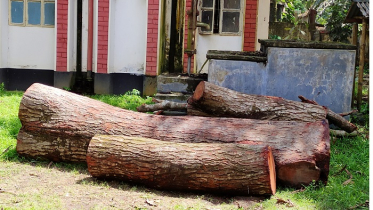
[56,0,68,72]
[183,0,193,73]
[146,0,160,76]
[97,0,109,74]
[243,0,258,51]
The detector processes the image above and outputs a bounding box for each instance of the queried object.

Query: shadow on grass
[75,176,268,207]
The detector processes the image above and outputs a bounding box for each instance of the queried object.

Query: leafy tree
[276,0,353,43]
[316,0,352,43]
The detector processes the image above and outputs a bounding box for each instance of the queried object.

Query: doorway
[160,0,185,74]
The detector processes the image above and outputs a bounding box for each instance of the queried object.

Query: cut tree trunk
[188,81,327,122]
[87,135,276,195]
[298,95,357,133]
[17,83,330,187]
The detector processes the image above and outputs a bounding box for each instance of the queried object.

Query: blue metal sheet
[208,47,356,113]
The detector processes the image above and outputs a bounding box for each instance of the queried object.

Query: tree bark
[136,99,212,117]
[87,135,276,195]
[17,83,330,187]
[136,99,188,112]
[188,81,327,122]
[298,95,357,133]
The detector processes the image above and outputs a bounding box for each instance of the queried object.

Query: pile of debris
[16,82,357,196]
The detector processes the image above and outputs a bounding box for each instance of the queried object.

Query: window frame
[9,0,55,28]
[199,0,215,35]
[199,0,244,36]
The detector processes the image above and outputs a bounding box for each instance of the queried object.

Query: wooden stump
[17,83,330,187]
[87,135,276,195]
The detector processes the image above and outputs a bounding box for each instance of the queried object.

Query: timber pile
[17,82,343,195]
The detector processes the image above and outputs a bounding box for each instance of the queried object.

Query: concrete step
[157,74,205,94]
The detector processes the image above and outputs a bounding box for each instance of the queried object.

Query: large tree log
[188,81,327,122]
[87,135,276,195]
[17,83,330,187]
[298,95,357,133]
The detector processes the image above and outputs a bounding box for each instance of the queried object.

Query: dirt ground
[0,161,265,210]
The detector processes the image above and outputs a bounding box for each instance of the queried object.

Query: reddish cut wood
[17,83,330,188]
[188,81,327,122]
[87,135,276,195]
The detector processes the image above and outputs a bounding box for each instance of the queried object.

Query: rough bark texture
[188,81,327,122]
[136,99,212,117]
[298,95,357,133]
[137,99,188,112]
[87,135,276,195]
[17,83,330,187]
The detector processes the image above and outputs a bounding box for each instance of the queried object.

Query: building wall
[256,0,270,50]
[108,0,147,74]
[8,27,55,69]
[2,1,55,70]
[56,0,69,71]
[0,1,6,69]
[243,0,258,51]
[182,0,194,73]
[195,35,243,74]
[146,0,160,76]
[183,0,260,73]
[96,0,109,73]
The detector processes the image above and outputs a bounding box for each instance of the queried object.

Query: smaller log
[339,110,358,117]
[137,99,213,117]
[87,135,276,196]
[298,95,357,133]
[136,99,188,112]
[330,130,358,138]
[188,81,327,122]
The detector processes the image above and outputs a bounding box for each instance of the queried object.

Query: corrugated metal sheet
[356,1,369,17]
[344,0,369,23]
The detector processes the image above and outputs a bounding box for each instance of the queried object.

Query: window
[199,0,242,35]
[9,0,55,27]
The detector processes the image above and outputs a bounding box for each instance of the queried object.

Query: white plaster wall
[0,1,9,68]
[108,0,147,74]
[8,27,55,69]
[0,1,3,68]
[67,0,77,72]
[195,35,243,74]
[81,0,88,72]
[1,1,55,70]
[93,0,98,73]
[256,0,270,50]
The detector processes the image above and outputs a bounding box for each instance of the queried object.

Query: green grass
[0,87,369,209]
[257,133,369,209]
[0,90,23,161]
[89,89,153,111]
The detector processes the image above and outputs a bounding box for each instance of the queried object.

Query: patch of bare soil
[0,161,266,210]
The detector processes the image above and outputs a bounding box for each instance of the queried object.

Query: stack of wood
[16,82,357,195]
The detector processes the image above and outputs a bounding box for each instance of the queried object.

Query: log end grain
[277,161,321,187]
[191,81,205,102]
